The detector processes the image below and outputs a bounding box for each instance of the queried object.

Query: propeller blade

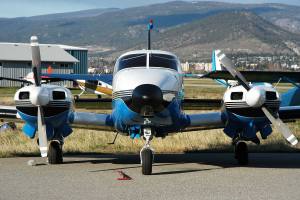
[30,36,41,86]
[216,51,251,90]
[37,106,48,157]
[262,107,298,146]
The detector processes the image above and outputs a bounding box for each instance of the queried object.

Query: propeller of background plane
[216,51,298,146]
[30,36,48,157]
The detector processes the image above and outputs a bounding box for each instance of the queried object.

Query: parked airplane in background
[1,34,300,175]
[40,73,113,100]
[0,71,113,100]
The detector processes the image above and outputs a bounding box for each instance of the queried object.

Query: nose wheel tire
[141,148,153,175]
[48,141,63,164]
[234,141,248,165]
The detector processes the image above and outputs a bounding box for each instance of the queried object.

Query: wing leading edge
[183,105,300,132]
[68,112,114,131]
[42,73,113,85]
[183,112,225,132]
[204,71,300,83]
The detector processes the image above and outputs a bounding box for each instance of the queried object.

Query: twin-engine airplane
[1,36,300,175]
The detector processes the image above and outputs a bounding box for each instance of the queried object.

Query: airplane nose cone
[131,84,164,116]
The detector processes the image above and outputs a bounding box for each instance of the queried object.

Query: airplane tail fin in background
[212,50,223,72]
[211,50,229,87]
[24,72,35,84]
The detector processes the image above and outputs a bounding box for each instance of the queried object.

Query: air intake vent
[19,92,30,100]
[266,91,277,100]
[231,92,243,100]
[53,91,66,100]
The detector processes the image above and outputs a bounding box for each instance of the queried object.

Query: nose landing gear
[140,127,154,175]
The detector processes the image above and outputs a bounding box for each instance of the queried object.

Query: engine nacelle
[14,84,73,139]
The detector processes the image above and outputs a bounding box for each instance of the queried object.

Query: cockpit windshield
[149,53,178,71]
[115,53,179,72]
[115,54,146,71]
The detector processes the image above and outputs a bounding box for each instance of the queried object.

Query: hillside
[0,1,300,59]
[151,11,300,61]
[28,8,120,21]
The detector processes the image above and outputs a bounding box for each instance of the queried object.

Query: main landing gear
[140,127,154,175]
[48,140,63,164]
[74,90,85,101]
[234,140,248,165]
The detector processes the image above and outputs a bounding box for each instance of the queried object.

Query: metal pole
[148,29,151,50]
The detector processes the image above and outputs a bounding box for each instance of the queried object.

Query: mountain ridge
[0,1,300,60]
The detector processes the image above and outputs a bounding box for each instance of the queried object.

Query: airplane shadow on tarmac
[60,152,300,175]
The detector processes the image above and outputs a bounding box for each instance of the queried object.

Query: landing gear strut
[74,90,85,101]
[140,127,154,175]
[234,141,248,165]
[48,140,63,164]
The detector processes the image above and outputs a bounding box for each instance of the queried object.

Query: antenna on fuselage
[147,19,154,50]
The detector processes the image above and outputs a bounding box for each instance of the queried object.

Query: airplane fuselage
[110,50,188,137]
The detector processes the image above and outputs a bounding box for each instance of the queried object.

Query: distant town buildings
[87,53,300,75]
[181,61,212,73]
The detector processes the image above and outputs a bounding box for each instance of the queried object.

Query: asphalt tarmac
[0,153,299,200]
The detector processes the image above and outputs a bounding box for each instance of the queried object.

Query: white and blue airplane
[1,36,300,175]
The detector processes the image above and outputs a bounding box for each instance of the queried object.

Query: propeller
[216,50,298,146]
[31,36,48,157]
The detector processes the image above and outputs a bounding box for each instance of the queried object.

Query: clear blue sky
[1,0,300,18]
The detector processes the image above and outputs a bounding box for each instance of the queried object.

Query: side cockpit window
[149,54,178,71]
[115,54,146,72]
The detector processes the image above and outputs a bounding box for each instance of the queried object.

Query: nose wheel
[140,127,154,175]
[234,141,248,165]
[48,140,63,164]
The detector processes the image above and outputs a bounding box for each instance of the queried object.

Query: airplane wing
[183,73,205,78]
[183,105,300,132]
[0,106,19,119]
[42,73,113,85]
[0,105,114,131]
[183,111,225,132]
[0,77,32,84]
[203,71,300,83]
[68,112,114,131]
[0,76,62,84]
[278,106,300,120]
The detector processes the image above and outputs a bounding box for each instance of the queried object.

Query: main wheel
[141,148,153,175]
[74,95,79,101]
[235,141,248,165]
[97,95,102,99]
[48,141,63,164]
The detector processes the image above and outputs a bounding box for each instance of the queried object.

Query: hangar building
[0,43,88,87]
